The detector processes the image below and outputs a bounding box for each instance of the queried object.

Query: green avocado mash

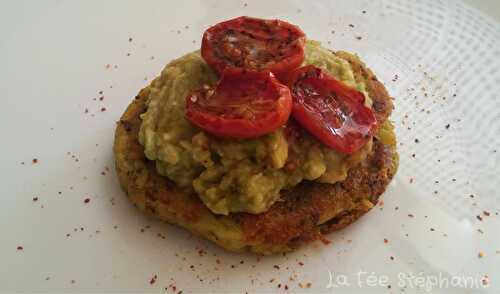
[138,41,373,215]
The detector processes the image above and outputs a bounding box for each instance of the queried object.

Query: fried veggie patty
[113,51,398,255]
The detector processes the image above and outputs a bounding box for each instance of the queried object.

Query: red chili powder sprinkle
[319,235,332,245]
[150,274,158,285]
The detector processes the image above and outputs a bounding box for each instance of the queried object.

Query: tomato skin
[286,65,377,154]
[201,16,305,77]
[185,69,292,139]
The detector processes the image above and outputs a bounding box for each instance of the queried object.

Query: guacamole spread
[138,41,373,215]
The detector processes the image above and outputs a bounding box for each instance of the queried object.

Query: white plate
[1,0,499,293]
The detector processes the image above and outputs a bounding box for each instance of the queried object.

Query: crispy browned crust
[113,52,398,255]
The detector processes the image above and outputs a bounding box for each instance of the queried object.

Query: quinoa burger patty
[113,51,398,255]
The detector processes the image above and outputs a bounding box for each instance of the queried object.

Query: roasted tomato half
[185,69,292,139]
[201,16,306,77]
[286,65,377,154]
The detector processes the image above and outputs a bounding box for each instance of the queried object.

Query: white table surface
[464,0,500,21]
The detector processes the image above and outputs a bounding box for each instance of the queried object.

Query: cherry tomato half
[185,69,292,139]
[201,16,306,77]
[285,65,377,154]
